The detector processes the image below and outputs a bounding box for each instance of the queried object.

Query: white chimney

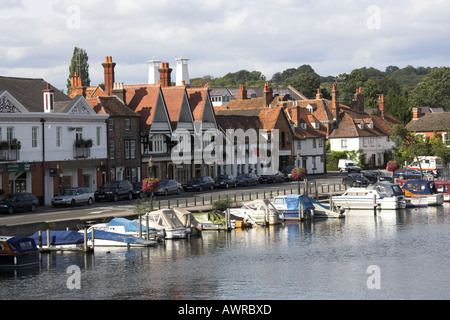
[175,54,190,87]
[42,83,54,113]
[147,58,162,85]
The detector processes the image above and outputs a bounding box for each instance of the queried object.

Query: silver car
[51,188,95,207]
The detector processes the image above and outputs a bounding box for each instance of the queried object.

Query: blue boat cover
[402,180,438,195]
[5,237,38,253]
[29,231,84,246]
[284,195,315,211]
[107,217,156,232]
[87,230,155,245]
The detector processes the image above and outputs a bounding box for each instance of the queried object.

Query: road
[0,172,345,229]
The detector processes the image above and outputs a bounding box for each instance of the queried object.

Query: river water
[1,204,449,301]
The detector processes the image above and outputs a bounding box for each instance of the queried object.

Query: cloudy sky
[0,0,449,91]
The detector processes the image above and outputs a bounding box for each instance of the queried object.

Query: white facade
[0,90,108,205]
[293,137,326,175]
[329,136,394,167]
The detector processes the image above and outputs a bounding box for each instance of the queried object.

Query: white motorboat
[87,230,157,247]
[140,209,192,239]
[400,180,444,207]
[229,199,285,225]
[272,194,345,220]
[331,182,407,210]
[83,217,159,240]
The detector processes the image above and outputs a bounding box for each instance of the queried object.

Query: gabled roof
[406,112,450,132]
[87,96,140,117]
[0,76,70,112]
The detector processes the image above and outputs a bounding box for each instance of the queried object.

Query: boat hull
[331,198,404,210]
[406,194,444,207]
[0,251,39,269]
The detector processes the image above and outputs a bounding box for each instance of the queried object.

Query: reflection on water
[1,204,449,300]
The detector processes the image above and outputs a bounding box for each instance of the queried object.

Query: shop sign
[6,163,36,173]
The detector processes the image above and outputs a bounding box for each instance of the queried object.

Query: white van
[407,156,444,177]
[338,159,361,173]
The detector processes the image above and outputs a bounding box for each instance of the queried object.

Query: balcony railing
[0,149,19,161]
[73,145,91,159]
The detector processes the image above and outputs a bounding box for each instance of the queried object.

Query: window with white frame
[125,140,136,159]
[125,119,131,131]
[109,141,115,159]
[7,127,14,144]
[75,127,83,141]
[444,133,450,147]
[341,139,347,148]
[318,138,323,147]
[56,126,62,147]
[32,127,38,148]
[151,134,165,153]
[96,127,101,146]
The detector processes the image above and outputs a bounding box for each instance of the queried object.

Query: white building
[0,76,108,205]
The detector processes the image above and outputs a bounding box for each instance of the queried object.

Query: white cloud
[0,0,448,91]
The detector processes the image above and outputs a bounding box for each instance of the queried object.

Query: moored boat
[272,194,345,220]
[0,236,39,269]
[433,180,450,202]
[140,209,192,239]
[399,180,444,207]
[331,182,407,210]
[84,217,159,240]
[30,230,85,249]
[87,230,157,247]
[228,199,285,225]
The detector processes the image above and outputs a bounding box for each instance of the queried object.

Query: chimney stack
[175,55,190,87]
[355,88,364,112]
[42,83,54,113]
[377,94,386,118]
[263,82,273,107]
[238,84,247,100]
[412,107,421,120]
[331,83,340,124]
[158,62,172,87]
[316,88,323,99]
[147,58,161,85]
[102,56,116,96]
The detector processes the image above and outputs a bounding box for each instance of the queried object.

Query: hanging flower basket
[386,160,400,172]
[142,177,160,193]
[291,167,306,180]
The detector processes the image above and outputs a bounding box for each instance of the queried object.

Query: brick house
[406,108,450,147]
[69,57,219,183]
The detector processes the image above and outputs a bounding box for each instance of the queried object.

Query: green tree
[384,93,411,124]
[408,67,450,111]
[289,73,321,99]
[67,47,90,91]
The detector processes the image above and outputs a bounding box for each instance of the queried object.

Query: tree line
[191,64,450,125]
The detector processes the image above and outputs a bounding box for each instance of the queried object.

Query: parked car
[338,159,361,172]
[236,173,259,187]
[51,188,94,207]
[259,171,285,183]
[281,166,296,181]
[0,193,39,215]
[393,169,422,180]
[132,182,144,199]
[342,173,370,187]
[215,174,237,189]
[362,171,393,184]
[156,180,182,195]
[183,176,215,192]
[94,180,134,202]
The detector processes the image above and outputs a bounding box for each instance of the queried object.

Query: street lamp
[148,156,153,178]
[296,151,301,194]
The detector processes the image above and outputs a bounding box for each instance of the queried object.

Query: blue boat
[86,217,158,240]
[29,230,85,248]
[0,236,39,269]
[272,194,344,220]
[87,229,157,247]
[400,180,444,207]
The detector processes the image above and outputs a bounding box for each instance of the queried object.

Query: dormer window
[306,104,313,114]
[359,120,364,129]
[301,123,307,130]
[368,120,374,129]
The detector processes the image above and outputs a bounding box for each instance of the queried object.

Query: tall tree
[408,67,450,111]
[66,47,91,91]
